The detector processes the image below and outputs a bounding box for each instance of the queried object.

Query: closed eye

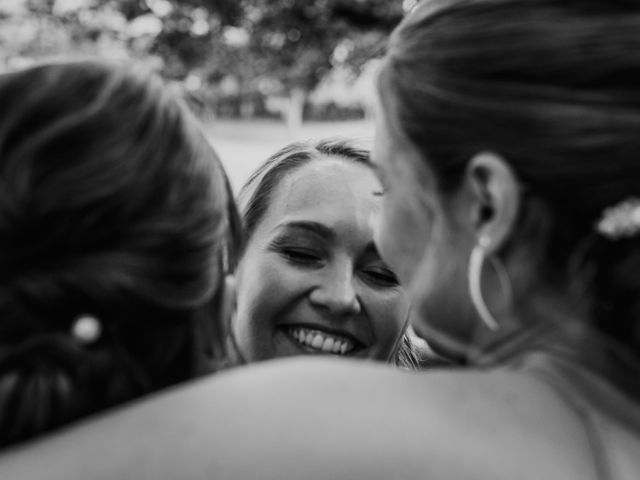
[361,266,399,287]
[279,247,323,266]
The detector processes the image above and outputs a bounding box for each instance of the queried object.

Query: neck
[481,289,640,407]
[513,350,640,431]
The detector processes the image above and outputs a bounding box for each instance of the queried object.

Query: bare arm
[0,358,590,480]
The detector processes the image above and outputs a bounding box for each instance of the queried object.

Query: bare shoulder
[215,358,595,479]
[0,358,596,480]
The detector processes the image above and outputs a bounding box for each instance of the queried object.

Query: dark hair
[0,60,242,446]
[238,138,419,369]
[379,1,640,376]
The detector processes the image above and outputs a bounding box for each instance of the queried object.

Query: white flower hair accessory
[596,197,640,239]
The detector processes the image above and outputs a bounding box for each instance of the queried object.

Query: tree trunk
[286,87,306,137]
[239,98,255,119]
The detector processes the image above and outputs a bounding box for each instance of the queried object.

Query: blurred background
[0,0,417,189]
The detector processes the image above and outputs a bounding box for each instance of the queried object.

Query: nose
[309,263,361,316]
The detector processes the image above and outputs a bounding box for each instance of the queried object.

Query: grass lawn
[204,118,374,192]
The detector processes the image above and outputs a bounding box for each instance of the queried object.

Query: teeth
[287,327,355,355]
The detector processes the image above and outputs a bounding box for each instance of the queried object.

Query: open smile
[284,326,361,356]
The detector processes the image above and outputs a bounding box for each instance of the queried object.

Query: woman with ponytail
[0,60,241,447]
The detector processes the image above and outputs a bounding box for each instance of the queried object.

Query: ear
[463,151,521,253]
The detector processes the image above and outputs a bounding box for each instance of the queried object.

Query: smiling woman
[234,139,416,366]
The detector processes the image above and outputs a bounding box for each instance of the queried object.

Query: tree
[0,0,131,69]
[134,0,243,79]
[1,0,406,126]
[223,0,404,131]
[0,0,243,75]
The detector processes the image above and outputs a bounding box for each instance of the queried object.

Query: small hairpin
[71,314,102,345]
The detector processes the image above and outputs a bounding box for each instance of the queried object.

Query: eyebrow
[274,221,336,240]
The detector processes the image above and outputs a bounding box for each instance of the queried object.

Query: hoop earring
[468,236,512,331]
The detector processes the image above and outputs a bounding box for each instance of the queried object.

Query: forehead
[263,156,382,228]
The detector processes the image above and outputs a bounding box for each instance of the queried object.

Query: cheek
[409,236,475,344]
[378,195,430,289]
[236,252,296,333]
[364,289,411,355]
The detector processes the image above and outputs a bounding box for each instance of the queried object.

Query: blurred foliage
[239,0,402,90]
[205,0,404,122]
[0,0,408,119]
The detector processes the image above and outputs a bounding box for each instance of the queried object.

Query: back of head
[0,60,241,446]
[380,0,640,384]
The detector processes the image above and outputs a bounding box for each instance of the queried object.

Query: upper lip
[278,321,371,349]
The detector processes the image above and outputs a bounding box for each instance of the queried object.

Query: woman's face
[372,101,478,355]
[234,157,411,362]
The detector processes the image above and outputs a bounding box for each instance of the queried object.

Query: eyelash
[361,266,399,288]
[277,246,324,266]
[271,241,399,287]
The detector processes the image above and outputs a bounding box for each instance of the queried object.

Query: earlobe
[465,151,521,253]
